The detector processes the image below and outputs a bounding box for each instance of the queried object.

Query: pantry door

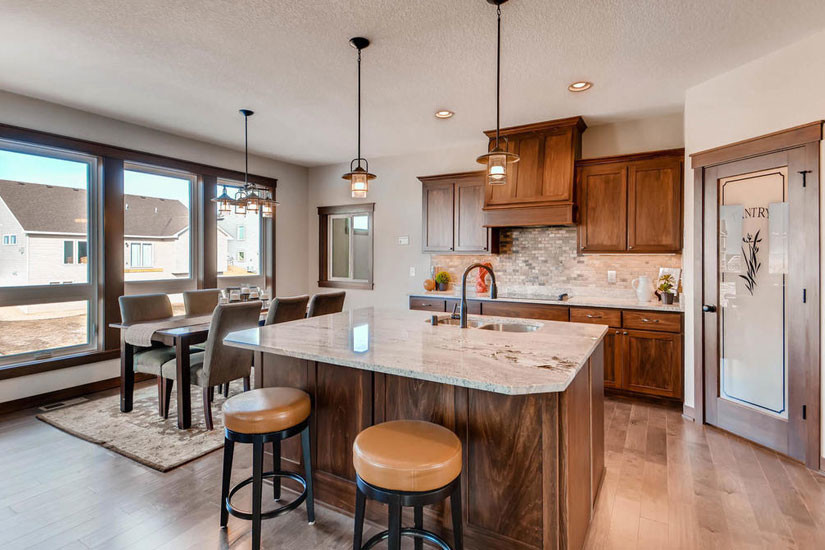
[700,139,819,467]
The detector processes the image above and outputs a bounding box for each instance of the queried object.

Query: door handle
[702,304,717,313]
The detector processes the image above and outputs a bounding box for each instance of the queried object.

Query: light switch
[397,235,410,245]
[607,270,617,284]
[409,267,416,277]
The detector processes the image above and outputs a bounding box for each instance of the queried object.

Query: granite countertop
[224,307,607,395]
[409,290,684,313]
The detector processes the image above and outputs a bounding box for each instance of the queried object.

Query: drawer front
[622,310,681,333]
[409,297,447,312]
[481,301,569,321]
[445,299,481,315]
[570,307,621,328]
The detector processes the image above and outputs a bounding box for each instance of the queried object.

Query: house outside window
[2,234,16,245]
[237,225,246,241]
[127,242,154,268]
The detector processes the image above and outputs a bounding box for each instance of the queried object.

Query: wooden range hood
[482,116,586,227]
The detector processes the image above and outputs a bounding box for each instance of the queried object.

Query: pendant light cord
[243,113,249,188]
[495,4,501,149]
[357,48,362,165]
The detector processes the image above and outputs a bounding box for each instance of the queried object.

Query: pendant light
[476,0,519,185]
[342,37,376,199]
[223,108,279,217]
[213,185,234,214]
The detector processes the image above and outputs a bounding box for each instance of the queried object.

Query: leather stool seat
[353,420,462,492]
[223,388,311,434]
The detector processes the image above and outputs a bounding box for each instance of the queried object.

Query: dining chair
[160,301,262,430]
[118,293,177,417]
[183,288,221,316]
[307,291,346,318]
[265,295,310,325]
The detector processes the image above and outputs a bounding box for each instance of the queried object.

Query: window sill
[318,280,373,290]
[0,349,120,381]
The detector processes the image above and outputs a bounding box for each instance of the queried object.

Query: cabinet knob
[623,331,628,335]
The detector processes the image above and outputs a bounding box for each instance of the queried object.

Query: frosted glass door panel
[718,167,788,418]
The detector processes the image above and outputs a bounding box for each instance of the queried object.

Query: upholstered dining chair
[183,288,221,316]
[118,293,177,417]
[160,301,262,430]
[265,295,310,325]
[307,291,346,318]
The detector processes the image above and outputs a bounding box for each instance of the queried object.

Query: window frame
[122,162,199,296]
[0,138,100,366]
[318,203,374,290]
[2,234,17,245]
[216,179,266,291]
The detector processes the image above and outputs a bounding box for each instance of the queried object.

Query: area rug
[37,380,245,472]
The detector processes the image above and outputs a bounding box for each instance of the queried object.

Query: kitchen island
[224,307,606,550]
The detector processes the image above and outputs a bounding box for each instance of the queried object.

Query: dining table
[110,310,266,429]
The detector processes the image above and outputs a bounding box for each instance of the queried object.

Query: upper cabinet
[577,149,684,254]
[482,116,587,228]
[420,171,498,254]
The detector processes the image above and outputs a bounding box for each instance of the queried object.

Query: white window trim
[2,234,16,245]
[126,241,154,268]
[0,138,99,365]
[327,213,370,283]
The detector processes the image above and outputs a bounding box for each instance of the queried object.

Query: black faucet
[460,263,497,328]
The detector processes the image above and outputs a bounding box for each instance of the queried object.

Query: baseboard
[604,388,682,409]
[0,373,153,416]
[682,404,695,421]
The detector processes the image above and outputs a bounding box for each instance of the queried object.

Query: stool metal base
[220,418,314,550]
[226,470,307,521]
[353,475,463,550]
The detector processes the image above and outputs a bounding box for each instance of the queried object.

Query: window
[123,163,194,282]
[217,180,264,286]
[0,138,98,364]
[318,203,374,290]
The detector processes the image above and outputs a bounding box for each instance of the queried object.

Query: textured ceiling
[2,0,825,167]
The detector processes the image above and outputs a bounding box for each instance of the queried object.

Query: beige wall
[306,114,685,310]
[683,28,825,458]
[0,90,309,403]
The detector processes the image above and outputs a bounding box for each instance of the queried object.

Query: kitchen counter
[224,307,606,394]
[410,290,684,312]
[225,307,606,550]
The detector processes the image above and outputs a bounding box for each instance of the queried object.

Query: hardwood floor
[1,388,824,549]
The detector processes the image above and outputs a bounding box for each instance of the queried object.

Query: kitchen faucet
[460,263,497,328]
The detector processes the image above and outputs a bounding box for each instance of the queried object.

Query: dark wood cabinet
[480,300,569,321]
[627,158,683,252]
[422,180,454,252]
[483,117,586,227]
[578,164,628,252]
[621,329,682,399]
[420,172,497,254]
[602,330,622,389]
[576,149,683,254]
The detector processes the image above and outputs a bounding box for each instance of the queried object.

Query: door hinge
[799,170,812,187]
[803,405,807,420]
[803,288,807,303]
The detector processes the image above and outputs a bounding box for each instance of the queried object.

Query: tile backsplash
[430,227,682,299]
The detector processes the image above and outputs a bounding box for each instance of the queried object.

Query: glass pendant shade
[233,189,247,215]
[351,172,369,198]
[261,201,274,218]
[476,148,519,186]
[245,190,260,213]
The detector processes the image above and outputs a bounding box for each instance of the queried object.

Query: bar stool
[221,388,315,550]
[352,420,463,550]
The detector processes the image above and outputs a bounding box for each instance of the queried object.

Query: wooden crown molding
[483,116,587,139]
[417,170,484,183]
[691,121,823,169]
[576,148,685,167]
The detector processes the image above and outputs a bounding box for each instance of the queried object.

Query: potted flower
[434,271,450,292]
[657,273,676,304]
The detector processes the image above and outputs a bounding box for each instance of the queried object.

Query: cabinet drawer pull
[641,318,659,323]
[585,314,602,319]
[420,303,431,307]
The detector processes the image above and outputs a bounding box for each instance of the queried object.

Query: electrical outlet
[409,267,416,277]
[607,270,617,284]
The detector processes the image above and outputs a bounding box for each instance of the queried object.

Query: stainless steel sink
[427,317,485,328]
[477,322,541,333]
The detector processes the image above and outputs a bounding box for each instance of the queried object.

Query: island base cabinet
[260,346,604,550]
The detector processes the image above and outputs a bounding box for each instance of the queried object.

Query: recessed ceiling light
[435,110,455,119]
[568,81,593,92]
